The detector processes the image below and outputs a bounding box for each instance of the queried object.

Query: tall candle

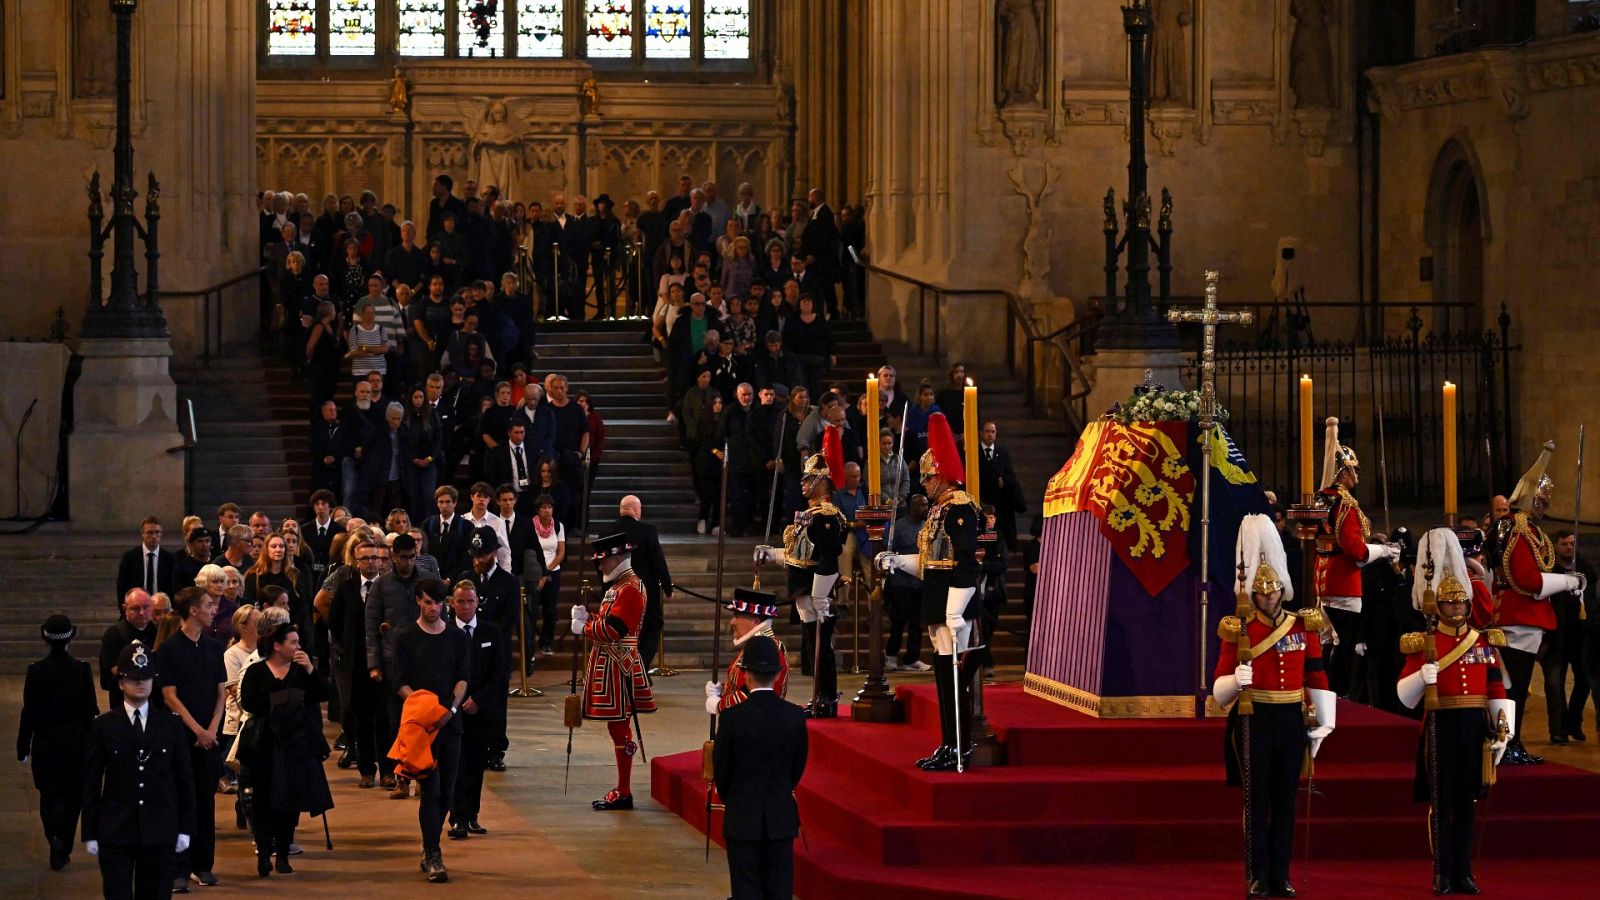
[866,373,881,498]
[964,379,980,506]
[1299,375,1314,498]
[1443,381,1458,517]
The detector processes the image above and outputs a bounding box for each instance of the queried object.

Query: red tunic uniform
[1214,610,1331,704]
[1398,624,1508,708]
[581,569,657,721]
[1314,486,1370,600]
[718,631,789,713]
[1495,512,1556,630]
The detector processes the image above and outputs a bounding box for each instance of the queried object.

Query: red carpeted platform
[652,684,1600,898]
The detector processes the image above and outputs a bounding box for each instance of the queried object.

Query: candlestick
[1299,374,1314,498]
[964,379,980,506]
[1443,381,1458,518]
[866,373,881,498]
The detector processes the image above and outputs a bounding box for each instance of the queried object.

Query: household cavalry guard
[1492,441,1585,765]
[754,426,846,718]
[704,587,790,715]
[570,532,656,811]
[1396,526,1513,896]
[1314,416,1401,696]
[877,412,981,772]
[1213,513,1336,899]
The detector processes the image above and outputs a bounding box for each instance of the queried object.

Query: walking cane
[703,442,731,861]
[1420,542,1444,891]
[321,811,333,851]
[563,450,597,794]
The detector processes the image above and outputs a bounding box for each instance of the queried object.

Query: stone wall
[1368,31,1600,521]
[860,0,1364,377]
[0,0,258,348]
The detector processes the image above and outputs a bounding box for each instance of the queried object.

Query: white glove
[1354,643,1367,657]
[1362,542,1396,565]
[754,545,783,565]
[1488,697,1516,765]
[1306,688,1336,758]
[1234,662,1254,688]
[1575,572,1590,594]
[1537,571,1584,600]
[570,604,589,635]
[876,552,916,574]
[1420,662,1438,685]
[1397,669,1426,709]
[85,840,99,857]
[813,596,832,618]
[704,681,722,716]
[176,833,190,854]
[810,573,838,620]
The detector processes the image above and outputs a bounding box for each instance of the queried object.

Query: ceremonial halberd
[1025,406,1273,718]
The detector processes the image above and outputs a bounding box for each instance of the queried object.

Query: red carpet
[653,684,1600,898]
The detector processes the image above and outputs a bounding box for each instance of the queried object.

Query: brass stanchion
[509,583,543,697]
[849,576,864,675]
[650,630,681,677]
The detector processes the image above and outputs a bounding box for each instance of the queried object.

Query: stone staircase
[0,527,124,676]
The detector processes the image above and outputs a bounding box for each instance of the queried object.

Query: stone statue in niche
[1290,0,1336,108]
[996,0,1045,108]
[1147,0,1193,107]
[461,99,525,199]
[74,0,117,99]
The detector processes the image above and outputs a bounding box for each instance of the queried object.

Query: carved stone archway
[1424,137,1489,334]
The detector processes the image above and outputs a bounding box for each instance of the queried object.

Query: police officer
[82,641,196,900]
[456,526,518,769]
[18,614,99,870]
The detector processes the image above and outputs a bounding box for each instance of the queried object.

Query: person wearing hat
[570,532,657,810]
[1213,513,1335,899]
[1314,417,1402,698]
[877,412,983,770]
[754,425,847,718]
[171,528,214,598]
[1493,440,1584,765]
[590,193,622,318]
[711,634,807,900]
[457,524,520,645]
[82,640,196,900]
[705,588,789,715]
[18,614,99,870]
[1396,527,1512,896]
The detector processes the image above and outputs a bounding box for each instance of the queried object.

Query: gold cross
[1166,269,1253,429]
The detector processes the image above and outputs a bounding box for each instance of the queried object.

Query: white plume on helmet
[1234,513,1294,605]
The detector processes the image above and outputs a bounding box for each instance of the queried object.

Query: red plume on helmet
[823,424,845,487]
[922,412,965,486]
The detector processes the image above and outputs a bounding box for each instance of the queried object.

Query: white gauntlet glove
[1306,689,1336,758]
[1212,661,1252,709]
[1234,662,1254,688]
[1420,662,1438,685]
[704,681,723,716]
[569,604,589,635]
[1488,697,1516,765]
[754,545,784,565]
[876,552,916,575]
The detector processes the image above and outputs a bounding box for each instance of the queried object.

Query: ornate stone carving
[999,106,1049,156]
[996,0,1045,108]
[1063,100,1129,126]
[1290,0,1336,109]
[1212,99,1277,125]
[1007,159,1059,299]
[1293,107,1335,157]
[425,140,468,171]
[522,140,566,172]
[458,97,527,196]
[1147,107,1192,156]
[1148,0,1193,108]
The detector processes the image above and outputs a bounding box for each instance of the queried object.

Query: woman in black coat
[239,622,333,877]
[404,385,445,521]
[17,615,98,870]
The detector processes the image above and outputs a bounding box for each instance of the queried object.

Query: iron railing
[155,266,271,366]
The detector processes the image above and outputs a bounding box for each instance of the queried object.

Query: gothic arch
[1424,136,1489,331]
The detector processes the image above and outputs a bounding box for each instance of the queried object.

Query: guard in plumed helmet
[705,587,790,715]
[1396,527,1511,896]
[1315,417,1402,697]
[82,640,196,899]
[17,615,99,871]
[876,412,982,772]
[1492,440,1583,765]
[1213,513,1334,898]
[571,532,657,811]
[753,425,848,718]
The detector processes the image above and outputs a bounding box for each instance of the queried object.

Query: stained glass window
[267,1,318,56]
[516,2,565,57]
[397,1,448,57]
[327,0,377,56]
[458,1,506,57]
[644,3,692,59]
[585,1,634,59]
[703,0,751,60]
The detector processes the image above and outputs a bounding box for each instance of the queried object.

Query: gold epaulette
[1296,606,1328,632]
[945,490,979,509]
[1400,631,1427,655]
[1218,616,1242,641]
[811,501,842,518]
[1484,628,1507,648]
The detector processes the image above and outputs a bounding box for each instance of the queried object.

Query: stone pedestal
[68,338,185,529]
[1084,348,1187,419]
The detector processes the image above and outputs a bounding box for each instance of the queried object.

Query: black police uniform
[449,616,511,834]
[18,620,99,869]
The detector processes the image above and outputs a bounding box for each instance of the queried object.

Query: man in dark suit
[558,196,597,320]
[100,591,158,712]
[421,486,473,579]
[447,582,511,839]
[801,188,841,319]
[359,402,410,520]
[975,420,1028,550]
[488,420,540,518]
[116,517,175,607]
[425,174,468,243]
[604,495,674,672]
[712,635,808,900]
[304,490,338,579]
[497,485,535,581]
[18,615,99,871]
[83,639,196,900]
[309,400,348,502]
[328,538,393,789]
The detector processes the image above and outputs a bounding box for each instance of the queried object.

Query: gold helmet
[1320,416,1359,488]
[1251,553,1284,595]
[800,426,844,495]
